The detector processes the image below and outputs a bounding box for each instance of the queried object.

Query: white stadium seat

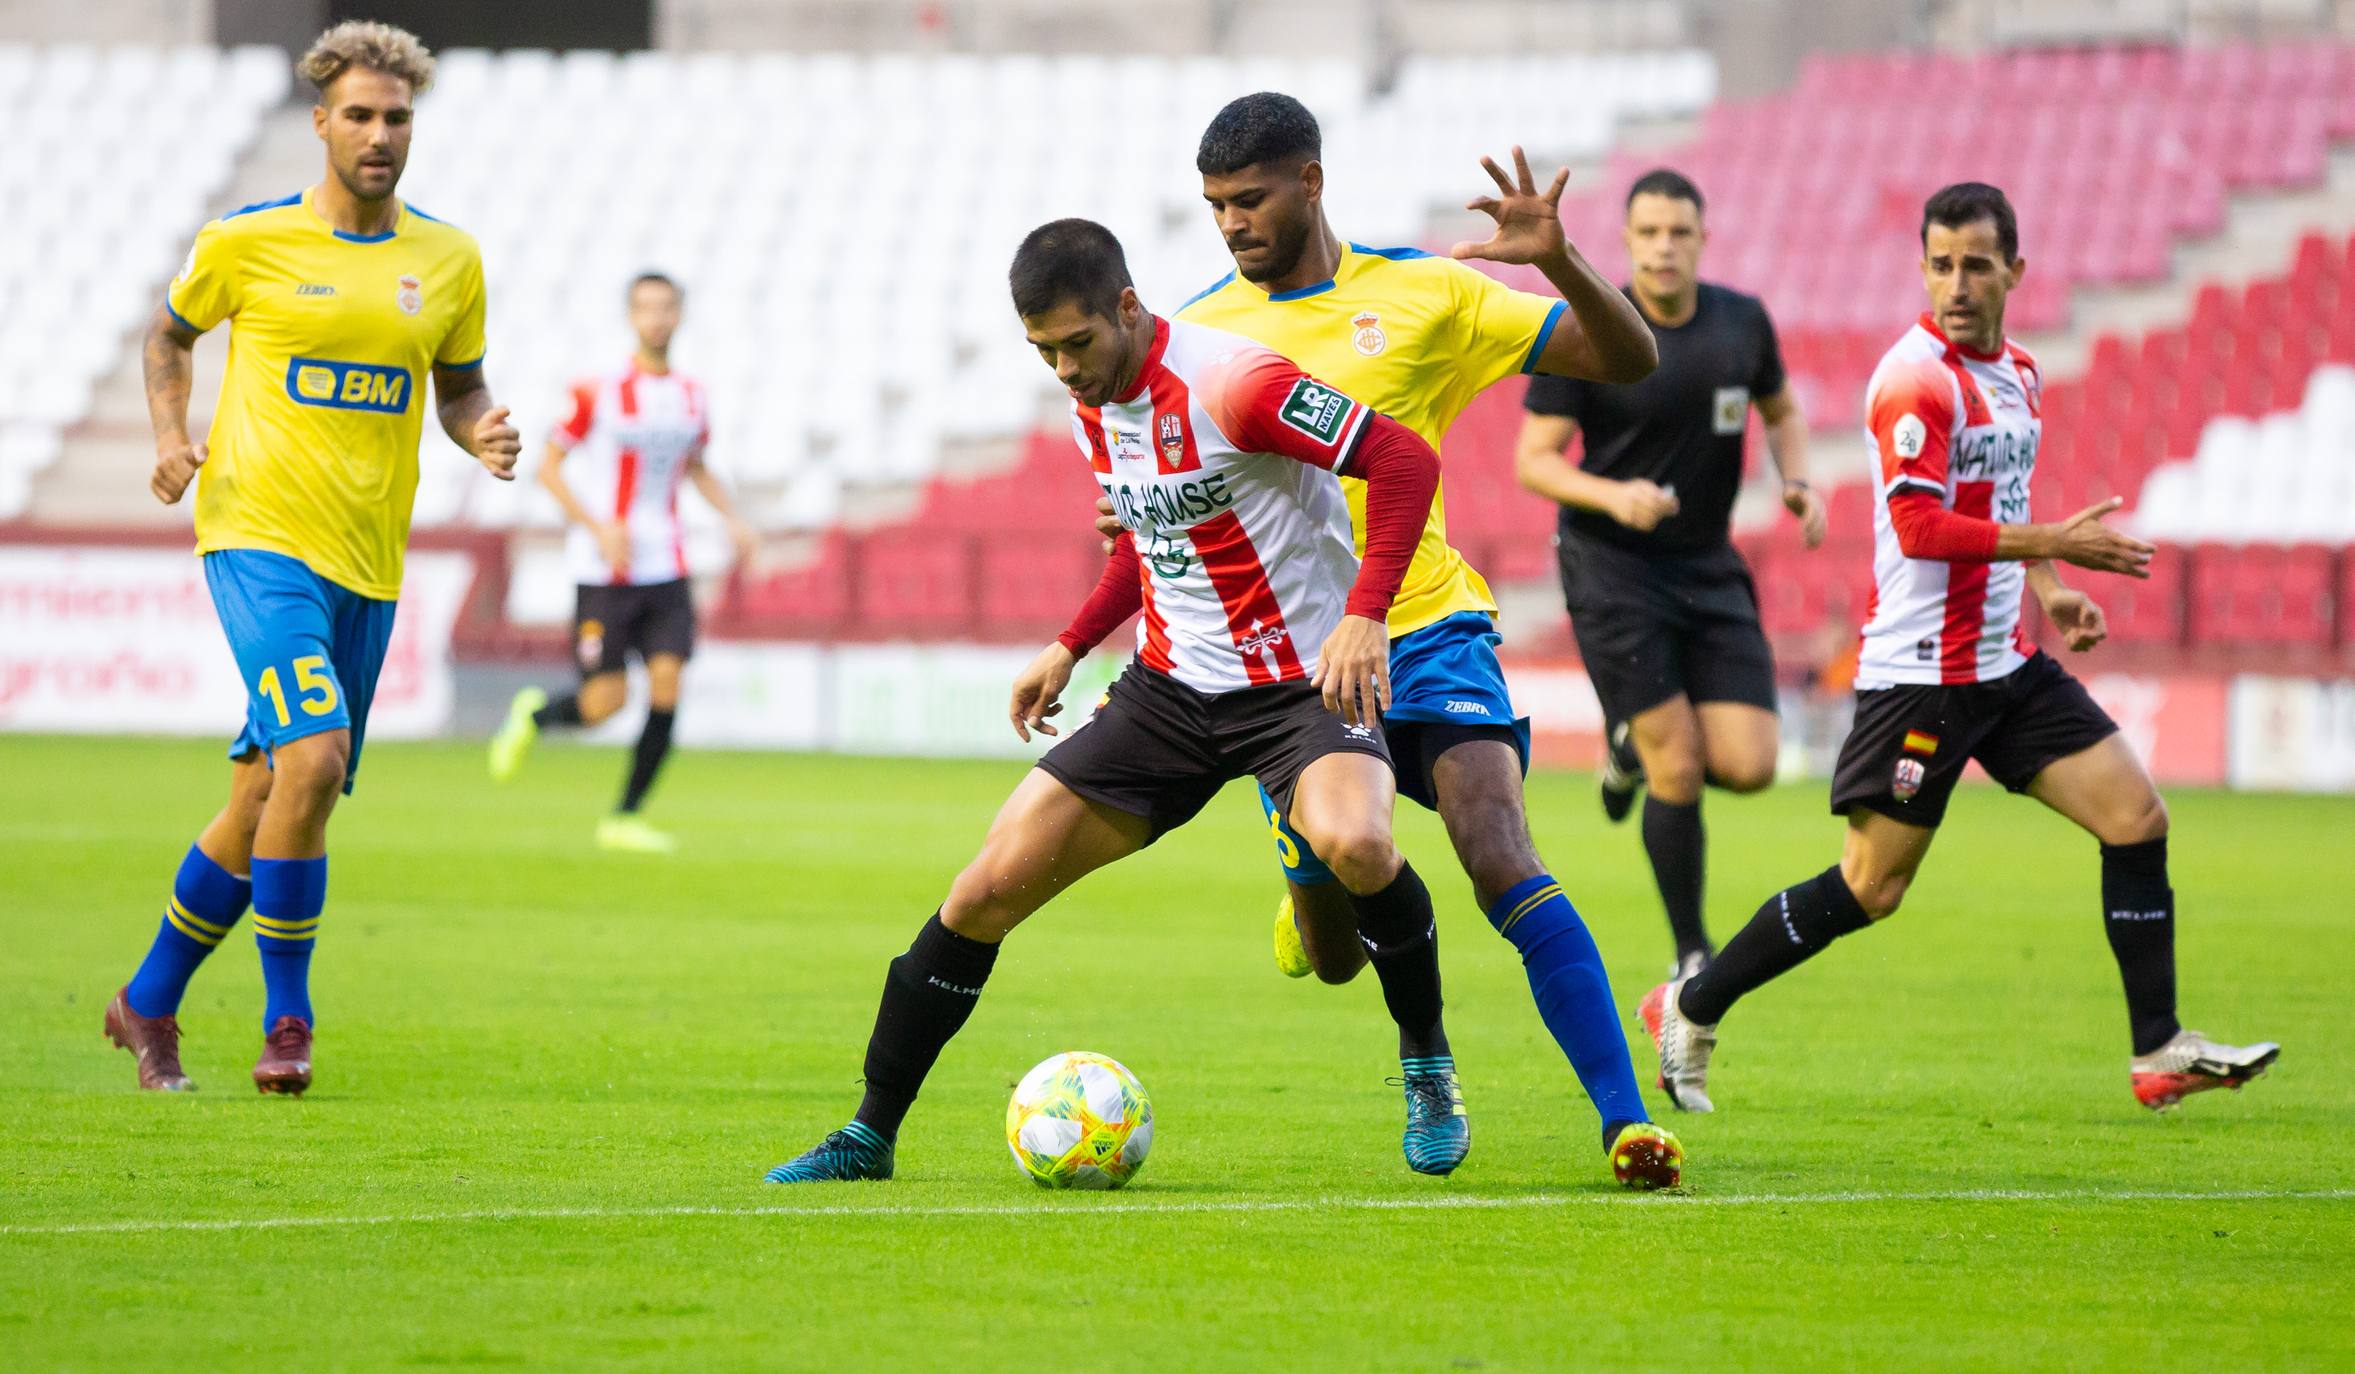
[2135,365,2355,543]
[2,44,1712,531]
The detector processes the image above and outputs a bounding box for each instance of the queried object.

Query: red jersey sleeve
[551,380,597,451]
[1867,358,1956,499]
[1193,346,1373,470]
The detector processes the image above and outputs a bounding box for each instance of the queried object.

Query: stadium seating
[1540,41,2355,432]
[0,43,287,519]
[387,46,1715,543]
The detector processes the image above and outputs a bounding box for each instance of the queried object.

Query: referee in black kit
[1514,168,1824,978]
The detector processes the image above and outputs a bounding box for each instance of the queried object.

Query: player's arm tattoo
[142,306,202,447]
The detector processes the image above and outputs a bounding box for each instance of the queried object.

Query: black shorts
[573,578,696,677]
[1828,651,2119,829]
[1037,664,1391,842]
[1557,531,1777,722]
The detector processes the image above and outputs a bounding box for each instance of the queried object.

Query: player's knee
[1649,753,1707,803]
[578,676,626,723]
[271,734,349,805]
[2110,790,2169,845]
[1849,868,1909,922]
[943,848,1047,937]
[1304,822,1400,893]
[1709,754,1775,794]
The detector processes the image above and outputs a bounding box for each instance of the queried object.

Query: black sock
[2102,837,2180,1056]
[533,693,583,728]
[618,708,676,813]
[1679,865,1870,1025]
[1642,795,1710,959]
[853,913,1001,1140]
[1348,861,1450,1060]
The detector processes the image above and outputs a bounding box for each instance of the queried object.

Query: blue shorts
[1258,611,1532,885]
[204,549,398,794]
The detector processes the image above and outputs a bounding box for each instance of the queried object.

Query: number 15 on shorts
[256,655,340,727]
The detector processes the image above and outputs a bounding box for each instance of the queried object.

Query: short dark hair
[1921,182,2019,261]
[1008,218,1134,320]
[1197,92,1321,175]
[630,271,682,300]
[1626,167,1703,215]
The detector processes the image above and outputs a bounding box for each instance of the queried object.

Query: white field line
[4,1187,2351,1239]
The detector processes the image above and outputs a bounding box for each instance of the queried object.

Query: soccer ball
[1005,1051,1153,1190]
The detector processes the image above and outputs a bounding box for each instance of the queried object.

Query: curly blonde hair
[297,20,435,98]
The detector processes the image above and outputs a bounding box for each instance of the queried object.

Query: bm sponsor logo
[285,358,410,413]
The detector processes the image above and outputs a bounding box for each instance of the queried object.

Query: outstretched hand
[2051,497,2154,578]
[1449,145,1572,267]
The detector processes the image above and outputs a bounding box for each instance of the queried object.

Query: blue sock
[1486,874,1652,1145]
[124,844,254,1017]
[251,856,326,1030]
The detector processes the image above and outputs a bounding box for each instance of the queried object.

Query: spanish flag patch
[1902,730,1939,755]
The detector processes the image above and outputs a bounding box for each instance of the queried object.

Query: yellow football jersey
[1175,241,1564,637]
[169,188,487,600]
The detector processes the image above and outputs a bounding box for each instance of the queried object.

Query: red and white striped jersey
[550,362,710,586]
[1858,314,2043,687]
[1069,317,1372,694]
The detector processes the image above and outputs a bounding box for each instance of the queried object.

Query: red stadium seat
[976,537,1106,638]
[2097,545,2188,648]
[2189,544,2337,648]
[734,534,853,631]
[853,531,974,636]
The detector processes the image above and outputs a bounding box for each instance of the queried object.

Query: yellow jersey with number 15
[168,187,487,600]
[1175,241,1565,638]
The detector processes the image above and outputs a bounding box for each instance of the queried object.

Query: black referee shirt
[1523,281,1785,555]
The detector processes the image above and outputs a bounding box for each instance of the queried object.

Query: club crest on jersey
[1351,311,1387,357]
[396,274,423,316]
[1892,757,1925,801]
[1157,411,1192,472]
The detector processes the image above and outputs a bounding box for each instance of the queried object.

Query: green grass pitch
[4,733,2351,1371]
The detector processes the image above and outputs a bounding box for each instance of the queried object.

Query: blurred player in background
[768,220,1467,1183]
[1642,183,2279,1113]
[485,272,758,854]
[1153,92,1680,1184]
[106,22,519,1094]
[1515,168,1823,978]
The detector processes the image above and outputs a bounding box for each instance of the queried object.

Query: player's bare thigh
[1629,695,1707,802]
[252,728,351,858]
[1696,701,1778,793]
[2025,734,2168,847]
[577,671,629,724]
[645,653,685,711]
[1633,696,1777,801]
[942,767,1151,942]
[1838,808,1938,921]
[1285,751,1401,895]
